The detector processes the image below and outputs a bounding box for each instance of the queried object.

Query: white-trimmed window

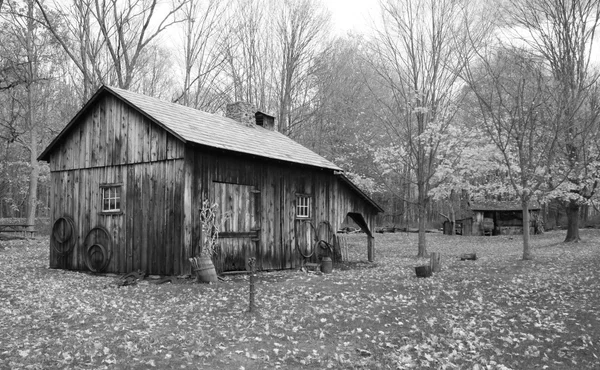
[296,195,311,219]
[101,184,121,213]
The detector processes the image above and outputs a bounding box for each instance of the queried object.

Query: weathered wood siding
[47,94,184,171]
[49,162,186,275]
[46,91,378,276]
[185,148,378,272]
[48,93,186,275]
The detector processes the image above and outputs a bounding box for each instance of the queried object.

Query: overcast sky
[322,0,379,36]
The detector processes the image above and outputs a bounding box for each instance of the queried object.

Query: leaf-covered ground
[1,230,599,369]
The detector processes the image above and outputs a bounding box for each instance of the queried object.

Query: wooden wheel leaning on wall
[51,216,76,255]
[83,226,113,273]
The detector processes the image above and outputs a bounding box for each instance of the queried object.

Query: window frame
[295,194,311,219]
[100,183,123,215]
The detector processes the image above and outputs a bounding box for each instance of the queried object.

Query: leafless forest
[2,0,600,255]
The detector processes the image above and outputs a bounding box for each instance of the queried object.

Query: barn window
[296,195,311,218]
[101,184,121,213]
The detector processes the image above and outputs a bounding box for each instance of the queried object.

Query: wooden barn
[39,85,383,276]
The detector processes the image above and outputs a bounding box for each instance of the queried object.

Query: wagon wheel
[51,216,76,255]
[83,226,113,273]
[295,220,318,258]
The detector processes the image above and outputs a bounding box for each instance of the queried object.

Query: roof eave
[336,172,384,213]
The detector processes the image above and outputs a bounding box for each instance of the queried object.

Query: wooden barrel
[321,257,333,274]
[194,255,218,283]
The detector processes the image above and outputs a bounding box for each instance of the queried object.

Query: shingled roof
[471,201,541,211]
[39,85,341,171]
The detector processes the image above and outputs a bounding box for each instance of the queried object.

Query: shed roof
[471,201,541,212]
[39,85,340,170]
[39,86,384,213]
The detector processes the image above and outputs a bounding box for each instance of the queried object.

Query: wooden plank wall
[48,94,184,171]
[48,93,187,275]
[46,91,378,275]
[48,161,186,275]
[186,148,379,272]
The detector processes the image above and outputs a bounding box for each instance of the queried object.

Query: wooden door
[212,182,260,272]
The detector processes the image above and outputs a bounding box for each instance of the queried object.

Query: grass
[0,230,599,369]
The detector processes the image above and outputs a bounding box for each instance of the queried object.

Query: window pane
[102,185,121,212]
[296,195,310,218]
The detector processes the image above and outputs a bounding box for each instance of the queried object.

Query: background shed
[471,201,541,236]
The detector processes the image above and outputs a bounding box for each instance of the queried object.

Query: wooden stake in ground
[430,252,441,273]
[248,257,257,313]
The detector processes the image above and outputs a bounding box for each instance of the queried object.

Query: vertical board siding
[49,159,185,275]
[185,149,379,273]
[46,92,379,276]
[49,148,378,275]
[48,94,184,171]
[210,182,258,272]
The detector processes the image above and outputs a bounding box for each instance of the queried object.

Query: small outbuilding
[39,86,383,276]
[471,201,541,236]
[442,201,542,236]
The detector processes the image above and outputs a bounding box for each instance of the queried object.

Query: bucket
[194,255,218,283]
[321,257,333,274]
[415,265,432,278]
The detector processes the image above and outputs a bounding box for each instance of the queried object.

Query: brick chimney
[225,102,256,128]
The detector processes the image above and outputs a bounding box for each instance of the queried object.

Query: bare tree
[134,43,177,100]
[275,0,330,135]
[222,0,277,112]
[35,0,104,99]
[92,0,186,89]
[174,0,228,111]
[370,0,481,257]
[35,0,187,98]
[507,0,600,242]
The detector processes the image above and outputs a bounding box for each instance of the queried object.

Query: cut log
[460,253,477,261]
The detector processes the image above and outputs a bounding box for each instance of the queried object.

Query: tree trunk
[25,0,38,231]
[26,125,39,229]
[564,200,581,242]
[417,191,428,257]
[521,199,532,260]
[450,205,455,236]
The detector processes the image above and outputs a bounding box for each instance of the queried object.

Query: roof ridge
[103,85,342,171]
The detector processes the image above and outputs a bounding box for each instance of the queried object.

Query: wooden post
[248,257,257,313]
[367,236,374,262]
[336,235,348,262]
[430,252,441,273]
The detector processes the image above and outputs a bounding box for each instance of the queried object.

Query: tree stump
[415,265,432,278]
[430,252,441,273]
